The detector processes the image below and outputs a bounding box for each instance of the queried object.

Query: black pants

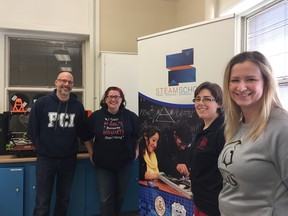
[33,155,77,216]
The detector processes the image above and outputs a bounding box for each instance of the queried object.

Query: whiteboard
[100,52,138,114]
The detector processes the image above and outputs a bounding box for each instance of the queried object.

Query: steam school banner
[138,16,235,216]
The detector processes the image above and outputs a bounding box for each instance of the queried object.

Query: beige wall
[100,0,178,52]
[218,0,241,14]
[100,0,214,52]
[100,0,244,52]
[176,0,206,26]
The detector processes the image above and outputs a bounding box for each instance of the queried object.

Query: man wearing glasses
[156,120,194,178]
[29,71,86,216]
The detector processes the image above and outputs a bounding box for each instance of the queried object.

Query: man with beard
[29,71,86,216]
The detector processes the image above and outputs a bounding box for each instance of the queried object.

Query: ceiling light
[54,50,71,61]
[59,65,72,72]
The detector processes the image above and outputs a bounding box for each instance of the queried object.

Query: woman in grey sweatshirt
[218,51,288,216]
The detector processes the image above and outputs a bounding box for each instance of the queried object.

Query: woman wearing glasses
[190,81,225,216]
[83,86,139,216]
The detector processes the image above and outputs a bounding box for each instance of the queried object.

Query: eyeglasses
[57,79,74,85]
[193,97,215,103]
[176,136,191,148]
[107,95,121,100]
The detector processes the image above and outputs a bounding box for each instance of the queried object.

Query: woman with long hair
[218,51,288,215]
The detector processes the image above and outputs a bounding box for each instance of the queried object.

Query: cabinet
[122,159,139,212]
[0,167,24,216]
[67,161,86,215]
[0,163,38,216]
[0,157,139,216]
[24,164,36,216]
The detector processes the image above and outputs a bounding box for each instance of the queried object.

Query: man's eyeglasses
[193,97,215,104]
[57,79,74,85]
[176,136,191,149]
[107,95,121,100]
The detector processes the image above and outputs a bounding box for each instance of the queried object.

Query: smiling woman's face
[229,60,264,112]
[146,132,159,154]
[105,90,123,114]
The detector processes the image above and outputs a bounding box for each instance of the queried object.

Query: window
[245,0,288,109]
[7,37,84,111]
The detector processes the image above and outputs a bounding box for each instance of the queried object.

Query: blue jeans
[95,162,133,216]
[33,155,77,216]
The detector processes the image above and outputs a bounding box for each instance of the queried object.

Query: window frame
[4,32,88,112]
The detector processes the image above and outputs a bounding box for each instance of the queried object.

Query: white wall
[0,32,5,112]
[0,0,90,34]
[100,52,138,114]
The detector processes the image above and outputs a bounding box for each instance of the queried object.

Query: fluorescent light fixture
[59,65,72,72]
[221,0,265,16]
[54,50,71,61]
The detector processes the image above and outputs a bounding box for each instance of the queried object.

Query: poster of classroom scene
[137,16,235,216]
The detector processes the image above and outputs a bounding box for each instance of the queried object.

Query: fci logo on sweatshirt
[48,112,75,128]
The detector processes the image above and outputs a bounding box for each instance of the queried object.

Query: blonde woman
[218,51,288,215]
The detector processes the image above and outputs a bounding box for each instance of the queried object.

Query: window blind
[247,0,288,79]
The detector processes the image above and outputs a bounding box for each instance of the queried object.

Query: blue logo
[166,48,196,86]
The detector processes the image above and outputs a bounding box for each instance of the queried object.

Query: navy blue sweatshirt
[28,89,86,157]
[83,107,139,170]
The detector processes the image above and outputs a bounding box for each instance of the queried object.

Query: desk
[139,180,186,198]
[139,180,194,216]
[0,153,89,163]
[0,155,138,216]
